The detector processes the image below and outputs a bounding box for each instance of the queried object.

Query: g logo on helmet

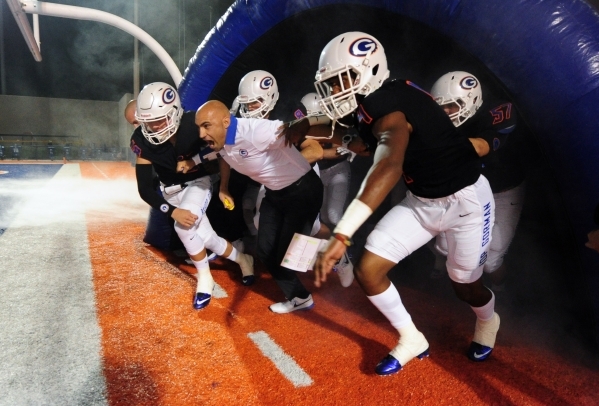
[460,76,478,90]
[350,38,377,57]
[260,77,274,90]
[162,88,176,104]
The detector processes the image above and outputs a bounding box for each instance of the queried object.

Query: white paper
[281,233,328,272]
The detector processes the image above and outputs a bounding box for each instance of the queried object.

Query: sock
[470,288,495,321]
[224,246,239,263]
[368,283,413,332]
[225,248,253,277]
[191,257,214,294]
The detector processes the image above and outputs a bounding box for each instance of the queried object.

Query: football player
[131,82,255,310]
[300,32,499,375]
[429,72,531,291]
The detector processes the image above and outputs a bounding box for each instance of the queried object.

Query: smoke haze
[2,0,234,100]
[0,171,147,230]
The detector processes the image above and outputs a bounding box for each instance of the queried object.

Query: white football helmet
[300,92,323,116]
[235,70,279,119]
[314,32,390,120]
[430,71,483,127]
[135,82,183,144]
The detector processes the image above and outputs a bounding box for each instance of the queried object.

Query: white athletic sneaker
[334,252,354,287]
[269,295,314,314]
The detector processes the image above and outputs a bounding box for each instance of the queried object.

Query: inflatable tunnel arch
[178,0,599,343]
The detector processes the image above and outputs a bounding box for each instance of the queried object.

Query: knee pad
[199,227,227,256]
[174,222,206,256]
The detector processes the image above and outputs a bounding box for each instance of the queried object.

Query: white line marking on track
[247,330,313,387]
[213,282,227,298]
[91,162,109,179]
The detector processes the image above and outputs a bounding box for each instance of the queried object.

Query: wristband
[334,199,373,238]
[159,202,176,216]
[334,233,352,246]
[191,154,201,166]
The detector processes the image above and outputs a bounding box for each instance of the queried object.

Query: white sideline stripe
[0,164,107,405]
[213,282,227,298]
[247,331,313,388]
[91,162,109,179]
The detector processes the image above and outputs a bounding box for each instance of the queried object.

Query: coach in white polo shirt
[194,100,323,313]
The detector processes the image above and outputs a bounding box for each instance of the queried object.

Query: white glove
[336,146,356,162]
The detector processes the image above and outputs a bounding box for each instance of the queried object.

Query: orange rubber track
[81,162,599,405]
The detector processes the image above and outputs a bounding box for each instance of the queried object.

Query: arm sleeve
[135,164,175,216]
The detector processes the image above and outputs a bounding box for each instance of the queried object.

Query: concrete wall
[0,94,134,160]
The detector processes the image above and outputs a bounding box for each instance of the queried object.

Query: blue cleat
[242,275,255,286]
[193,292,212,310]
[375,348,430,376]
[467,342,493,362]
[468,312,500,362]
[375,354,402,375]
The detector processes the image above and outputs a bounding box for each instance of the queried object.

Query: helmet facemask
[315,66,365,120]
[237,95,272,119]
[135,82,183,145]
[435,94,480,127]
[430,72,483,127]
[139,106,182,145]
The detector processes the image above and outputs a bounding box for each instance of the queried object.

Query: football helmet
[300,92,323,116]
[430,71,483,127]
[135,82,183,144]
[314,32,390,120]
[235,70,279,119]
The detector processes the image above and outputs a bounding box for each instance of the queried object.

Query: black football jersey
[459,96,532,192]
[357,80,480,198]
[130,111,209,185]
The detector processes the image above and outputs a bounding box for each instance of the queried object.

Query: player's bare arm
[586,229,599,253]
[314,111,410,286]
[136,156,152,165]
[218,157,234,207]
[177,159,195,173]
[299,139,324,163]
[322,144,343,159]
[356,111,410,210]
[469,137,490,157]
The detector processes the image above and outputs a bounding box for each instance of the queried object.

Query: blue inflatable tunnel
[178,0,599,345]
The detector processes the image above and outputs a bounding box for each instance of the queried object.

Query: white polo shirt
[219,116,311,190]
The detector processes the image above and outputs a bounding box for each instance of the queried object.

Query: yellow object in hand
[224,198,234,210]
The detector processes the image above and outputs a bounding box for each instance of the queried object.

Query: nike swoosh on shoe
[196,297,210,305]
[294,299,310,307]
[473,348,492,359]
